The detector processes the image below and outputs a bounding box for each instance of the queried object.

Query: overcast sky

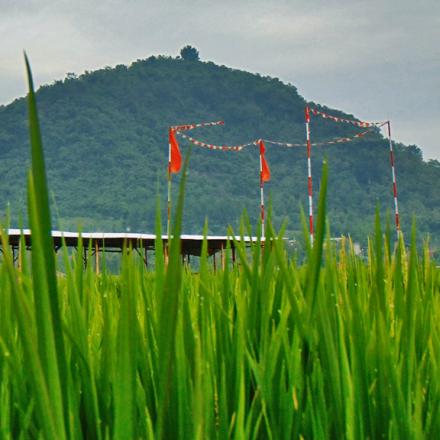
[1,0,439,159]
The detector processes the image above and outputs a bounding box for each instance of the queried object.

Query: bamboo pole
[386,121,401,238]
[259,143,265,241]
[167,143,172,237]
[95,242,99,275]
[305,106,314,245]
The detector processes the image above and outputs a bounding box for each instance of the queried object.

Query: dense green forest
[0,51,439,246]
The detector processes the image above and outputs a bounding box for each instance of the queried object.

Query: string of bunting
[175,112,387,151]
[264,123,386,148]
[310,108,386,127]
[173,120,224,132]
[177,131,255,151]
[178,125,384,151]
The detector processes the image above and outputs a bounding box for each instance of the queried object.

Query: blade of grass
[24,53,68,439]
[155,151,190,439]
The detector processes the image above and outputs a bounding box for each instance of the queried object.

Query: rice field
[0,56,439,439]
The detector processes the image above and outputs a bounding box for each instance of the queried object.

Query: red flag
[259,140,270,182]
[169,128,182,174]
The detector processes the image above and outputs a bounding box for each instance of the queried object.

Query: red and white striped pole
[386,121,401,237]
[167,140,172,237]
[305,106,314,245]
[259,144,265,240]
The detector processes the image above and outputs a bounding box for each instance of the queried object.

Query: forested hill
[0,53,439,244]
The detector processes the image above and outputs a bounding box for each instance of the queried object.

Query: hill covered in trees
[0,50,439,245]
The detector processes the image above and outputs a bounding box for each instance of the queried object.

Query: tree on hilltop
[180,45,200,61]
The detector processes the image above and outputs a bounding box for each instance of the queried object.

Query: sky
[1,0,439,160]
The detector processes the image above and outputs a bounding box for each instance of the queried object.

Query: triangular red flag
[169,128,182,174]
[259,140,270,182]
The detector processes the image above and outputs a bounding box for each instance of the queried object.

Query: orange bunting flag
[169,128,182,174]
[259,140,271,182]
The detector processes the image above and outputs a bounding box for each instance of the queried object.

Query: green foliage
[180,45,200,61]
[0,54,439,248]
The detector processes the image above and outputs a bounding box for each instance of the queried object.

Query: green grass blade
[305,160,328,320]
[24,54,68,439]
[155,152,190,439]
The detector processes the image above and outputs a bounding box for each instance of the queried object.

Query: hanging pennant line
[177,131,254,151]
[172,120,224,132]
[177,124,385,151]
[264,123,386,148]
[310,108,386,127]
